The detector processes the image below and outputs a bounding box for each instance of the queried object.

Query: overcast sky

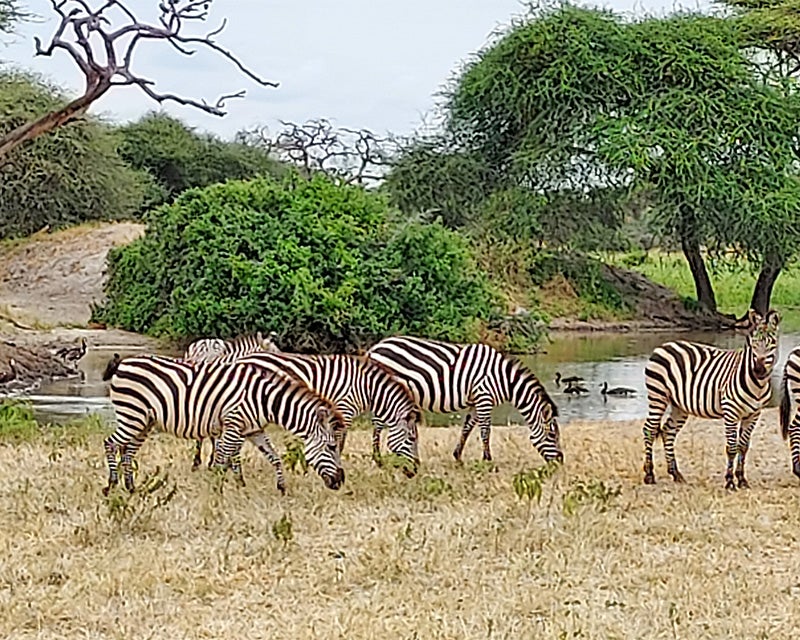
[1,0,708,140]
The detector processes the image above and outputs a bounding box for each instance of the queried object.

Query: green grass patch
[606,251,800,331]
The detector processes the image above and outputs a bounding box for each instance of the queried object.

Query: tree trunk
[681,235,717,313]
[750,255,783,315]
[0,87,104,158]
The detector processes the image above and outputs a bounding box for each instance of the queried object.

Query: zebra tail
[779,367,791,441]
[102,355,121,381]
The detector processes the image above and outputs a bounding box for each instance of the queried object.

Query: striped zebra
[366,336,563,464]
[184,331,279,365]
[643,309,780,489]
[779,347,800,480]
[102,354,345,495]
[193,353,422,475]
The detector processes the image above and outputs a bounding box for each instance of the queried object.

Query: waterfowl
[600,381,637,397]
[0,358,17,384]
[564,381,589,395]
[555,371,584,388]
[55,336,87,363]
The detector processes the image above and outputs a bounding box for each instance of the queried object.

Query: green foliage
[562,479,621,516]
[512,461,561,503]
[0,0,27,34]
[93,173,500,352]
[0,399,39,442]
[0,72,147,238]
[271,513,294,544]
[282,437,308,475]
[118,112,285,209]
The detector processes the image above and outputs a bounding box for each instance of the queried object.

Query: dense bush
[118,112,285,208]
[93,173,501,352]
[0,72,147,239]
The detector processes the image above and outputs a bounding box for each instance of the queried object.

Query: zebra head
[514,370,563,463]
[745,309,780,381]
[381,407,421,477]
[184,338,227,364]
[304,405,347,490]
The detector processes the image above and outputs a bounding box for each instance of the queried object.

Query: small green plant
[104,466,178,527]
[383,452,417,476]
[272,513,294,544]
[512,461,561,503]
[562,479,621,516]
[419,475,452,497]
[468,459,498,475]
[282,437,308,474]
[0,399,40,442]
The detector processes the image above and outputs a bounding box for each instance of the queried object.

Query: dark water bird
[555,371,584,388]
[0,358,17,384]
[102,353,121,381]
[564,381,589,395]
[600,381,637,397]
[55,336,88,363]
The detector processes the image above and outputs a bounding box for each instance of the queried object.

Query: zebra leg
[723,414,739,491]
[371,424,384,466]
[103,437,120,496]
[245,430,287,494]
[790,418,800,480]
[643,412,667,485]
[121,434,147,493]
[217,428,246,487]
[661,409,688,483]
[207,437,217,469]
[192,438,204,470]
[453,409,477,462]
[475,398,494,461]
[735,414,759,489]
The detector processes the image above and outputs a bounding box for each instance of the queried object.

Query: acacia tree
[443,5,800,315]
[0,0,278,158]
[0,0,27,33]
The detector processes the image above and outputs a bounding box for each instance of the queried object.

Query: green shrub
[93,173,500,351]
[0,72,147,239]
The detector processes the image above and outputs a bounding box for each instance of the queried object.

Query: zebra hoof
[725,479,736,491]
[670,471,685,484]
[277,483,286,495]
[452,450,463,463]
[737,477,749,489]
[792,463,800,480]
[102,485,110,497]
[643,474,656,485]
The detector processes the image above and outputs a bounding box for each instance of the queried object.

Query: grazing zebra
[366,336,563,464]
[643,309,780,489]
[102,355,345,495]
[779,347,800,480]
[184,331,279,364]
[193,353,422,475]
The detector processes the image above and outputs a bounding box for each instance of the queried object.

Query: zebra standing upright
[184,331,280,365]
[102,355,345,495]
[194,353,422,475]
[643,309,780,489]
[366,336,563,464]
[779,347,800,480]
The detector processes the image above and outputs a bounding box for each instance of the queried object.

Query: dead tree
[239,119,394,186]
[0,0,278,158]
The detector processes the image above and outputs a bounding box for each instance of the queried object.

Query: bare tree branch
[0,0,279,158]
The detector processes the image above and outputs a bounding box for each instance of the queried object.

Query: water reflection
[29,331,800,426]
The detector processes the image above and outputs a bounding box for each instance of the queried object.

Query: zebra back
[780,347,800,440]
[184,331,279,364]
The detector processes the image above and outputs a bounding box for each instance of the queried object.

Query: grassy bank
[607,251,800,331]
[1,409,799,638]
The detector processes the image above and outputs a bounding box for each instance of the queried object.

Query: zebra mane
[357,356,417,406]
[506,355,559,417]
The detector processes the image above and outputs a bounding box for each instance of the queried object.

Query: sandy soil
[0,414,797,639]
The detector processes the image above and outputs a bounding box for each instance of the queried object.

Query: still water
[29,331,800,426]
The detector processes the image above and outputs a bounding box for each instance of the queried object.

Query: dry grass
[1,412,800,639]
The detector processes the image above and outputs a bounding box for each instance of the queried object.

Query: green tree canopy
[117,112,286,209]
[0,72,147,239]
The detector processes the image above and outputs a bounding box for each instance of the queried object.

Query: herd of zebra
[97,307,800,497]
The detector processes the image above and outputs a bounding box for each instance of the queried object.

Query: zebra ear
[766,309,781,330]
[747,309,763,331]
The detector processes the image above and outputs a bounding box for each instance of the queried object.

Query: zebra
[193,353,422,476]
[184,331,279,365]
[102,354,345,495]
[643,309,780,489]
[366,336,563,464]
[779,347,800,480]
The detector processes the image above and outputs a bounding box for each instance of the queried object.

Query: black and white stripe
[643,309,780,489]
[194,353,422,475]
[366,336,562,464]
[103,355,345,495]
[779,347,800,480]
[184,331,279,364]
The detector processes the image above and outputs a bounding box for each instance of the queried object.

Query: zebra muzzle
[324,468,345,490]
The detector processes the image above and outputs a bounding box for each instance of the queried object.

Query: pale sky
[0,0,708,140]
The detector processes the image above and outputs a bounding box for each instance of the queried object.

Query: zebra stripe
[643,309,780,489]
[366,336,562,464]
[104,355,345,495]
[184,331,279,364]
[778,347,800,480]
[195,353,422,475]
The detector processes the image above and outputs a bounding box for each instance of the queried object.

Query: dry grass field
[1,411,800,639]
